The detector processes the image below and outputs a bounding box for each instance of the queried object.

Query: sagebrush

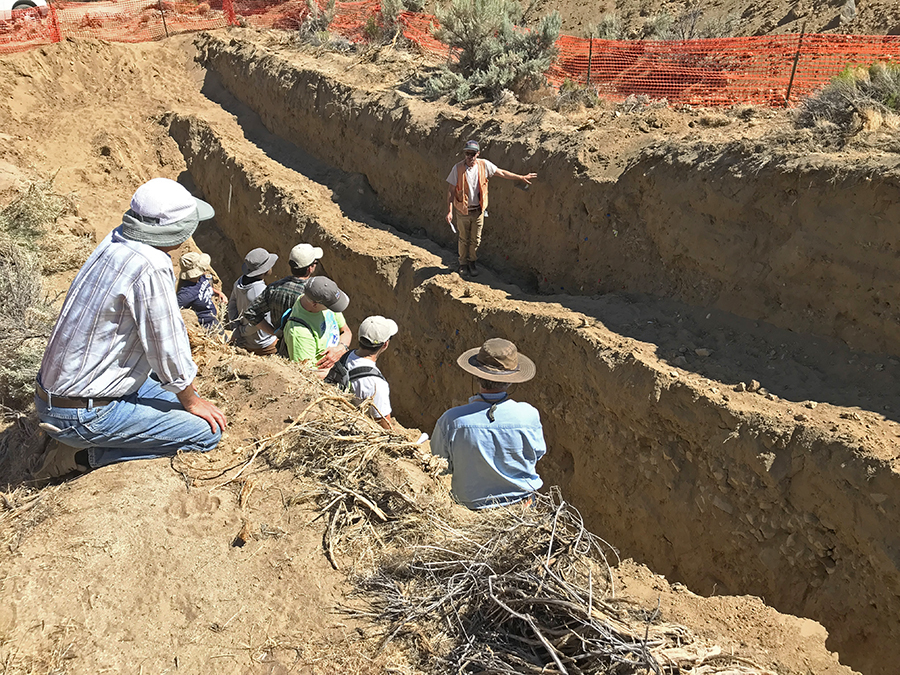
[797,61,900,132]
[425,0,560,102]
[0,180,80,410]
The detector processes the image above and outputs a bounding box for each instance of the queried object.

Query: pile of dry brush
[201,377,773,675]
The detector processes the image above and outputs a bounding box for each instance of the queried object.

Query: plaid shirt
[38,227,197,398]
[242,275,310,330]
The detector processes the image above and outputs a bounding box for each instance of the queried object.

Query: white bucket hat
[121,178,215,247]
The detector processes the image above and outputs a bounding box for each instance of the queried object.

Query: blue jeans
[35,378,221,468]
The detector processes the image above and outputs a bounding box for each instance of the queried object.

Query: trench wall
[198,33,900,357]
[170,109,898,675]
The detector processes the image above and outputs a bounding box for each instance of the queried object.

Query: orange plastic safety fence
[4,0,900,108]
[551,33,900,106]
[0,5,60,53]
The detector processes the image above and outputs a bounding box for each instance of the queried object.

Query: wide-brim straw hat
[456,338,536,383]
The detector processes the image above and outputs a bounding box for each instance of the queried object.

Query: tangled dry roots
[261,400,770,674]
[174,358,770,675]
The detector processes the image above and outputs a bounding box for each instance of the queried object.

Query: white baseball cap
[290,243,324,268]
[359,316,398,347]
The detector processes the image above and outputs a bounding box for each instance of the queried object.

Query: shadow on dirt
[552,289,900,422]
[200,71,390,230]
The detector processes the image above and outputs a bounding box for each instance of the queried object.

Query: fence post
[222,0,238,27]
[158,0,170,37]
[587,31,593,87]
[785,22,806,106]
[49,3,61,43]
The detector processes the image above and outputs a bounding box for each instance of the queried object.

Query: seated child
[177,252,225,332]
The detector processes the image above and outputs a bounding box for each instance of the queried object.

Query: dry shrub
[79,13,103,29]
[38,231,94,275]
[0,235,55,409]
[0,179,71,241]
[0,180,77,410]
[797,61,900,136]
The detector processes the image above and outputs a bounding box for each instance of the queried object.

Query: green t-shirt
[285,299,346,365]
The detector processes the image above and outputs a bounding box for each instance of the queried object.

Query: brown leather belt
[35,383,117,409]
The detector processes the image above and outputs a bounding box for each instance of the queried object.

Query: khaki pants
[456,210,484,265]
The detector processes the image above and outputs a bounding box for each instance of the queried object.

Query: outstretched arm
[316,324,353,371]
[494,168,537,184]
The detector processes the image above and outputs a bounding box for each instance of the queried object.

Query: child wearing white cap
[344,316,398,430]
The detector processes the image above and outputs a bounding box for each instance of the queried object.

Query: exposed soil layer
[180,31,900,675]
[0,31,895,675]
[198,32,900,358]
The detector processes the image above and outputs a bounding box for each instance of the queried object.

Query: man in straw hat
[227,247,279,356]
[32,177,227,481]
[241,242,323,357]
[177,251,226,332]
[431,338,546,509]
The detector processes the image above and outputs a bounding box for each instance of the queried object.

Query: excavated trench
[166,32,900,675]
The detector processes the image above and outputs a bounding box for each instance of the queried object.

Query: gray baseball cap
[305,277,349,313]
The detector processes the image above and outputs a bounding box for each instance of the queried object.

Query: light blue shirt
[431,392,546,510]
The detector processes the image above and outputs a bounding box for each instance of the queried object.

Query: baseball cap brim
[328,292,350,313]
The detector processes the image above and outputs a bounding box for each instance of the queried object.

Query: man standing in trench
[445,140,537,277]
[32,177,227,480]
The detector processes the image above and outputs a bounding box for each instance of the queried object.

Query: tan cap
[456,338,535,383]
[179,251,211,281]
[359,316,398,347]
[290,243,324,268]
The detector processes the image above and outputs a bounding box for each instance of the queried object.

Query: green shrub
[425,0,560,102]
[646,6,737,40]
[797,61,900,130]
[298,0,335,38]
[587,13,625,40]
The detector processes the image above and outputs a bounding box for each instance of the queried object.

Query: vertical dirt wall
[169,110,900,675]
[197,33,900,357]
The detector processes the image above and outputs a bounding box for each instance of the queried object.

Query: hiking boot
[32,437,88,482]
[468,261,479,277]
